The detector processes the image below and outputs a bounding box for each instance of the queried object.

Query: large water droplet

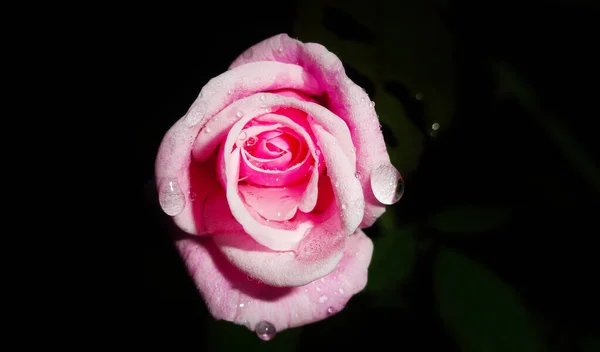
[369,101,375,108]
[431,122,440,131]
[158,179,185,216]
[255,321,276,341]
[370,164,404,205]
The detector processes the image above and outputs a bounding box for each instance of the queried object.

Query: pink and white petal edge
[176,229,373,333]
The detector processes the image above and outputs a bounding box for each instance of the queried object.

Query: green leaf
[429,205,512,233]
[365,212,417,305]
[294,0,456,175]
[491,61,600,194]
[435,247,545,352]
[207,320,301,351]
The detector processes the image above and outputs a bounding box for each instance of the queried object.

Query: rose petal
[229,33,393,228]
[189,61,322,162]
[312,124,365,236]
[176,229,373,333]
[238,183,304,221]
[201,189,343,287]
[226,148,313,251]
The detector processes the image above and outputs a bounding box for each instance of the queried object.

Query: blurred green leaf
[365,211,417,305]
[294,0,455,175]
[429,205,512,233]
[207,320,301,351]
[491,61,600,194]
[435,247,545,352]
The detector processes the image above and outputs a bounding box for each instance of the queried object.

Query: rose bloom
[155,33,402,340]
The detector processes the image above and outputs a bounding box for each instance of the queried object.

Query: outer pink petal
[176,229,373,333]
[229,33,392,228]
[154,61,323,232]
[312,124,365,236]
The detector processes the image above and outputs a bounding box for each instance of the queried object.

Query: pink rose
[154,33,402,339]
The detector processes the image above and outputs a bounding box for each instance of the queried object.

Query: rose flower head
[155,33,403,340]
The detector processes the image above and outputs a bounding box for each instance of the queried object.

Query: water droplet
[318,295,328,303]
[339,288,344,294]
[370,164,404,205]
[236,111,244,118]
[315,149,321,157]
[327,306,336,315]
[275,178,279,182]
[245,137,257,148]
[227,89,233,95]
[158,179,185,216]
[369,101,375,108]
[238,131,247,141]
[260,94,266,101]
[355,172,360,179]
[316,286,321,292]
[341,203,347,210]
[239,303,245,308]
[255,321,276,341]
[277,212,281,217]
[415,92,424,100]
[204,127,211,133]
[189,192,197,201]
[334,181,339,188]
[431,122,440,131]
[278,47,284,52]
[321,277,326,283]
[264,107,271,113]
[185,101,207,126]
[247,275,254,281]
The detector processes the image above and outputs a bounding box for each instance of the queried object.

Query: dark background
[131,1,600,350]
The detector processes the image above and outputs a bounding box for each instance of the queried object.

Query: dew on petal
[245,137,257,148]
[327,306,336,315]
[238,131,247,141]
[189,191,197,202]
[318,295,328,303]
[339,288,345,294]
[431,122,440,131]
[369,101,375,108]
[158,179,185,216]
[255,321,276,341]
[370,164,404,205]
[260,94,266,101]
[236,111,244,118]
